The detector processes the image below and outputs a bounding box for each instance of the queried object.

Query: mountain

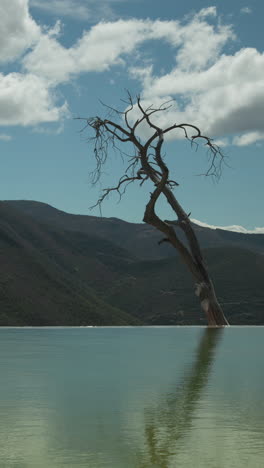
[0,202,140,326]
[4,200,264,259]
[98,246,264,326]
[0,200,264,325]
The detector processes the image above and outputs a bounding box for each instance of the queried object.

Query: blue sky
[1,0,263,232]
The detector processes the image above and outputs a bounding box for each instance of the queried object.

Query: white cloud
[21,11,236,111]
[0,133,12,141]
[213,138,229,147]
[131,45,264,143]
[5,10,181,125]
[0,0,40,63]
[20,8,236,88]
[1,2,264,140]
[191,219,264,234]
[176,10,234,71]
[22,29,76,84]
[30,0,91,20]
[0,1,68,126]
[240,7,252,14]
[30,0,128,21]
[195,6,217,18]
[31,122,65,134]
[233,131,264,146]
[0,73,68,126]
[22,20,133,82]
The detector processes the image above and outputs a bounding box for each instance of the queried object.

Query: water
[0,327,263,468]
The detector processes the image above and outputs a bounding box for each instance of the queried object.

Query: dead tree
[78,94,229,326]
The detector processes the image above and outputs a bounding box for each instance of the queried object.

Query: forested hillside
[1,200,263,326]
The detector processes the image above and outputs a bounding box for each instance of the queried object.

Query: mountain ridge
[0,200,263,326]
[0,202,140,326]
[3,200,264,259]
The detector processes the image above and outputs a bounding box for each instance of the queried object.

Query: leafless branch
[90,172,147,211]
[78,93,229,325]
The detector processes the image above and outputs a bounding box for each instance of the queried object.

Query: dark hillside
[0,203,140,326]
[0,200,263,325]
[4,200,264,258]
[101,247,264,325]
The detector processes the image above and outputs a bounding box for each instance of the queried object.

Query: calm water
[0,327,263,468]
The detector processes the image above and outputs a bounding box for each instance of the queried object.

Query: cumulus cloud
[22,15,234,84]
[191,218,264,234]
[30,0,127,21]
[0,133,12,141]
[22,28,76,84]
[23,19,159,83]
[1,2,264,139]
[240,7,252,14]
[233,131,264,146]
[0,73,68,126]
[131,45,264,143]
[21,10,238,131]
[213,138,229,147]
[25,18,225,84]
[0,1,69,126]
[30,0,91,20]
[0,0,40,63]
[175,8,233,71]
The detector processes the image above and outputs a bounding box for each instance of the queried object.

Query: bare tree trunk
[164,194,228,326]
[142,140,228,326]
[194,281,228,326]
[145,206,228,326]
[164,190,228,326]
[83,95,229,326]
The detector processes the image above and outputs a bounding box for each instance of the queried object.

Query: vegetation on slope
[0,200,263,326]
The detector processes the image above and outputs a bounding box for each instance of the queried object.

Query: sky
[1,0,264,233]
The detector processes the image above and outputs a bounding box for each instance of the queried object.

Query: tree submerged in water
[78,93,229,326]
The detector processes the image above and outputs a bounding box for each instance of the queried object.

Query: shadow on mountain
[1,200,264,325]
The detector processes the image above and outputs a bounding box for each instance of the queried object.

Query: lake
[0,327,263,467]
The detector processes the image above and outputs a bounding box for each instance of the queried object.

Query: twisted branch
[78,93,229,325]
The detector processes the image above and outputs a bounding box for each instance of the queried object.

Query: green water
[0,327,263,467]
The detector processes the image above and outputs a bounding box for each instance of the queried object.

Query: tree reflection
[136,328,224,468]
